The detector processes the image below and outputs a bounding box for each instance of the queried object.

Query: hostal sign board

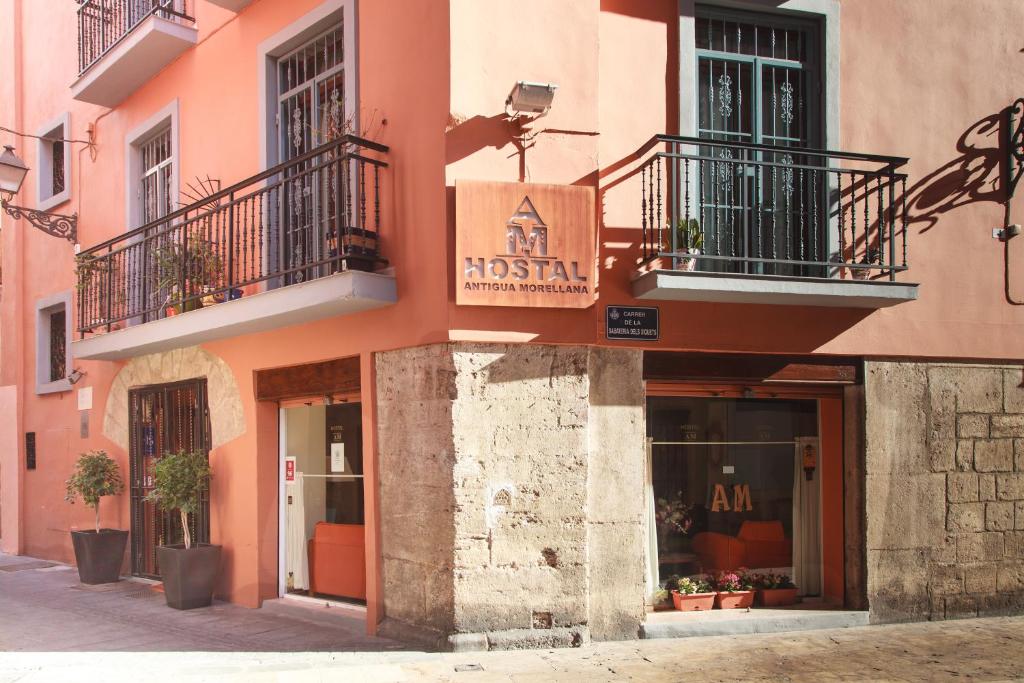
[456,180,596,308]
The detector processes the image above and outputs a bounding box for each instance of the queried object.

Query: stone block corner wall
[374,343,647,651]
[865,360,1024,622]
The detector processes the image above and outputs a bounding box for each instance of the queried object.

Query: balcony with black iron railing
[73,0,198,107]
[72,135,395,361]
[632,135,919,308]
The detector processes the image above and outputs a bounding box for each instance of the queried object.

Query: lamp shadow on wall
[900,109,1014,234]
[849,104,1023,304]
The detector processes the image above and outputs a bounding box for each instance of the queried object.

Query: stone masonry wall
[375,343,646,650]
[865,361,1024,622]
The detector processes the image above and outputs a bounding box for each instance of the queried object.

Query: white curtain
[792,437,821,596]
[286,472,309,591]
[645,438,660,599]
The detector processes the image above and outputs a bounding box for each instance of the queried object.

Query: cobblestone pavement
[3,553,1024,681]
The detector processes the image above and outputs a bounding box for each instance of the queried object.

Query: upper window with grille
[278,25,347,160]
[695,7,822,150]
[36,114,71,211]
[139,127,174,224]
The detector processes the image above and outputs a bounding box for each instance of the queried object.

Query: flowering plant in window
[654,491,693,536]
[676,575,714,595]
[753,572,796,590]
[715,571,754,593]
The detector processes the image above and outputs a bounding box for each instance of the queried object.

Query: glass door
[281,402,366,604]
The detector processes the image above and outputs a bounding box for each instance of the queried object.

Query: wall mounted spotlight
[506,81,558,117]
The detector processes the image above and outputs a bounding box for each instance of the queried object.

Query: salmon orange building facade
[0,0,1022,649]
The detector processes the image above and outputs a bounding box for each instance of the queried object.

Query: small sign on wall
[605,306,659,341]
[77,387,92,411]
[330,443,346,473]
[284,456,296,485]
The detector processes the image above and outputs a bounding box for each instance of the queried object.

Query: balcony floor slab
[72,270,396,361]
[632,269,918,308]
[72,14,198,107]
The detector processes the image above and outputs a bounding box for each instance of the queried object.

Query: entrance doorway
[647,393,830,600]
[128,379,211,579]
[278,401,365,606]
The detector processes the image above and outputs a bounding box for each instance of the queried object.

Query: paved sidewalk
[3,552,1024,681]
[0,552,404,652]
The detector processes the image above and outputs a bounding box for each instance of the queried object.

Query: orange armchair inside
[692,520,792,573]
[308,522,366,600]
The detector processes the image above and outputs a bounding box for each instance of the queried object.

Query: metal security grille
[128,379,211,579]
[140,128,173,224]
[52,139,65,197]
[49,309,66,382]
[277,24,352,284]
[694,6,823,276]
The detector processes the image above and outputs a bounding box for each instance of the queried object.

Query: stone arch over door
[103,347,245,451]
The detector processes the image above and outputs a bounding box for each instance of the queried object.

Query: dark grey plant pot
[156,543,222,610]
[70,529,128,585]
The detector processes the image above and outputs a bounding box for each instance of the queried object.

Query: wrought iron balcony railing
[636,135,910,281]
[76,135,388,336]
[77,0,194,74]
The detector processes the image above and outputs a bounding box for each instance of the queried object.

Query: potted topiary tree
[145,449,220,610]
[64,450,128,584]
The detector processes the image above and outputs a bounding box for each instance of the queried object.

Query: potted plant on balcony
[154,237,223,316]
[145,449,220,610]
[668,218,703,272]
[64,450,128,584]
[714,570,755,609]
[754,573,799,607]
[671,575,716,611]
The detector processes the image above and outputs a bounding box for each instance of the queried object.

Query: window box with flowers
[753,573,799,607]
[714,570,755,609]
[671,575,716,611]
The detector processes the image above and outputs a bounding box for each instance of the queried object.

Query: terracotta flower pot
[715,590,755,609]
[672,590,716,611]
[757,587,799,607]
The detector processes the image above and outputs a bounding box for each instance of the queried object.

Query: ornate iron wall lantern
[0,145,77,244]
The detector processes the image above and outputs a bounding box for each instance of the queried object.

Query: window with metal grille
[276,24,351,285]
[49,309,66,382]
[139,127,174,224]
[692,6,825,276]
[35,294,71,394]
[36,115,71,209]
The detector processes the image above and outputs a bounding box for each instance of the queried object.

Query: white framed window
[36,291,73,395]
[680,1,838,148]
[36,113,71,211]
[258,0,357,170]
[125,100,179,229]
